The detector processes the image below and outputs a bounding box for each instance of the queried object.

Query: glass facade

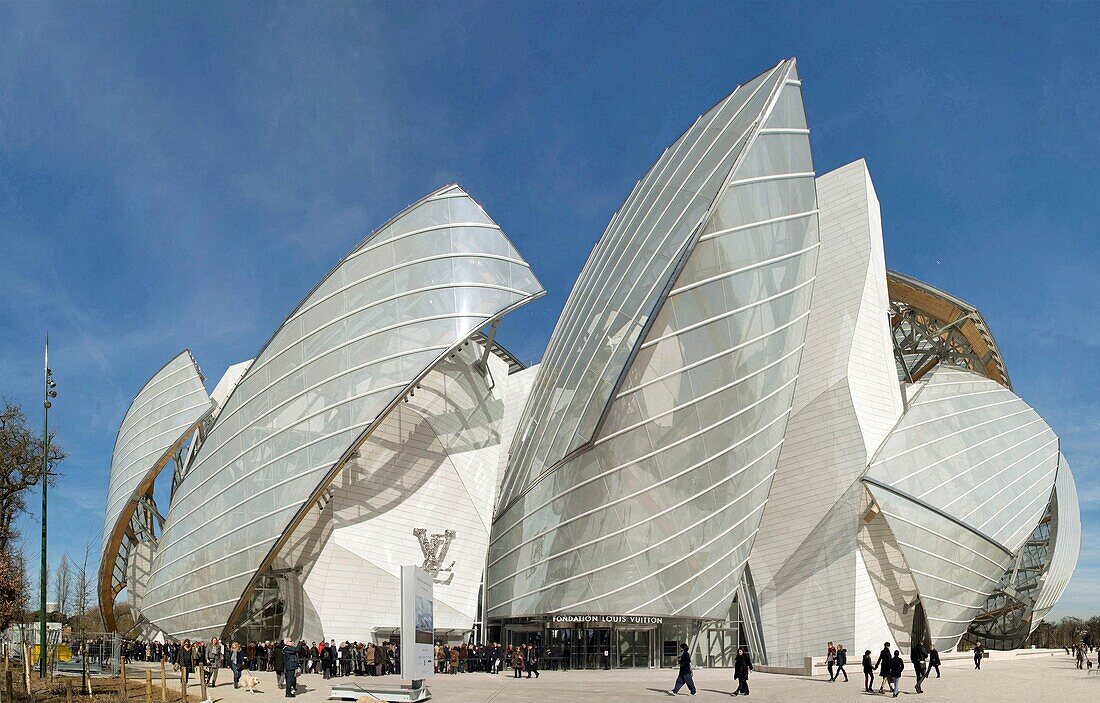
[97,56,1079,660]
[498,61,794,508]
[142,185,543,639]
[99,350,212,631]
[490,58,818,621]
[862,366,1060,651]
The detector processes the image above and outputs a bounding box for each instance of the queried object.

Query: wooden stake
[197,664,206,702]
[160,660,167,703]
[180,668,187,703]
[65,678,73,703]
[5,670,13,703]
[120,658,128,702]
[145,670,152,703]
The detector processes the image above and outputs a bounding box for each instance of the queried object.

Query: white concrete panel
[278,345,512,642]
[747,159,902,663]
[853,543,894,650]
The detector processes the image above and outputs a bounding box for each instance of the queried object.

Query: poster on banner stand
[401,565,435,686]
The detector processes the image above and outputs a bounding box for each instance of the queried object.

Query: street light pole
[40,335,57,678]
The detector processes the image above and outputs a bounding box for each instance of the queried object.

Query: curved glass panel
[1034,455,1080,614]
[143,185,543,638]
[489,59,818,619]
[865,485,1015,652]
[98,350,212,628]
[497,60,794,507]
[864,366,1058,552]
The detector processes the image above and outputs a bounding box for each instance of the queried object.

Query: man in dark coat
[911,641,927,693]
[928,645,941,678]
[274,640,285,690]
[733,646,753,696]
[525,645,539,679]
[875,642,892,693]
[670,643,697,696]
[973,642,984,670]
[833,644,848,682]
[282,639,299,698]
[889,650,905,698]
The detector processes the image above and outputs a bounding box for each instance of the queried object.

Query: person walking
[826,641,836,682]
[274,638,285,691]
[207,637,223,688]
[228,641,245,689]
[928,645,940,678]
[889,649,905,698]
[669,643,697,696]
[732,646,752,696]
[511,646,525,678]
[282,639,299,698]
[973,642,984,670]
[525,644,540,679]
[911,640,927,693]
[875,642,892,693]
[179,640,195,693]
[862,650,874,692]
[833,644,848,683]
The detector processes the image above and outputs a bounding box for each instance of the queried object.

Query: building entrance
[617,628,653,668]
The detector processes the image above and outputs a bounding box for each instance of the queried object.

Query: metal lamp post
[40,336,57,678]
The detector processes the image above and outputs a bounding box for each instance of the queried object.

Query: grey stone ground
[142,651,1096,702]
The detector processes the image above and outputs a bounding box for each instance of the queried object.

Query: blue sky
[0,1,1096,619]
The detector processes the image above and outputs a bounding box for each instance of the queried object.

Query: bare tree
[0,400,65,552]
[54,552,72,617]
[73,535,94,635]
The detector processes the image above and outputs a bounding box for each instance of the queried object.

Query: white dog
[240,671,261,694]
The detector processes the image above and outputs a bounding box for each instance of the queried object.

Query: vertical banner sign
[401,565,434,681]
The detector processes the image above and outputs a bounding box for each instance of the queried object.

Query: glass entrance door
[618,629,653,667]
[578,628,611,669]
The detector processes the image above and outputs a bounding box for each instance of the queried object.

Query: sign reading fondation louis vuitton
[551,615,664,625]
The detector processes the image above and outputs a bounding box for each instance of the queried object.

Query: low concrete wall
[758,657,813,676]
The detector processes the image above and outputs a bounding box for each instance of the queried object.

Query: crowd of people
[119,637,400,689]
[432,642,546,678]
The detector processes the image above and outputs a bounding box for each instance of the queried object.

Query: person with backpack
[669,643,697,696]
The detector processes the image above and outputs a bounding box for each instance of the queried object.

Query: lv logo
[413,528,456,577]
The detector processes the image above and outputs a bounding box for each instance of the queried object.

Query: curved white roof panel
[497,60,797,508]
[98,350,212,629]
[100,350,211,557]
[141,185,543,638]
[490,59,819,619]
[864,366,1058,552]
[862,366,1060,650]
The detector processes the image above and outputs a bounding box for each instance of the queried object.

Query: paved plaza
[152,651,1095,702]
